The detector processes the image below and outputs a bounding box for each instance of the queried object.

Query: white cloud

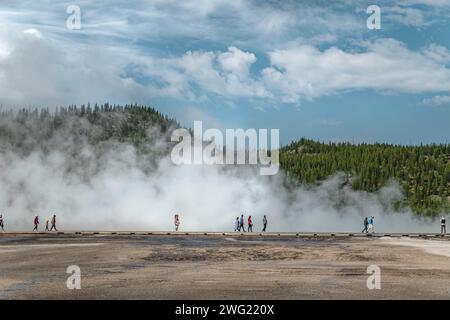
[262,39,450,102]
[170,47,270,99]
[3,29,450,107]
[0,27,147,107]
[23,28,43,38]
[384,6,426,27]
[218,46,256,80]
[423,44,450,64]
[0,0,364,55]
[421,95,450,106]
[1,1,450,108]
[0,24,269,107]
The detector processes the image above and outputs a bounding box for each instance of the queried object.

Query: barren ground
[0,233,450,299]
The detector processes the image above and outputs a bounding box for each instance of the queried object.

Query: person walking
[239,214,246,232]
[45,220,49,232]
[234,217,240,232]
[50,214,57,231]
[174,213,180,231]
[248,216,253,232]
[262,215,267,232]
[441,216,446,235]
[33,215,39,231]
[362,217,368,233]
[368,216,375,233]
[0,213,4,232]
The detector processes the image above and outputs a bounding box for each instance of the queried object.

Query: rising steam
[0,110,439,233]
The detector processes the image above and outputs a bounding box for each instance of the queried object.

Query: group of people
[362,216,375,233]
[0,212,448,235]
[234,214,268,232]
[172,213,268,233]
[361,216,448,235]
[33,214,58,232]
[0,213,58,232]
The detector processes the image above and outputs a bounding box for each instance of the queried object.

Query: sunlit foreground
[0,233,449,299]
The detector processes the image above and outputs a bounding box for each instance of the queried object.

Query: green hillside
[1,105,448,216]
[280,138,450,216]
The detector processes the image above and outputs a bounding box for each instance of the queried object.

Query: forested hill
[0,105,449,216]
[0,104,179,155]
[280,138,450,216]
[0,104,180,176]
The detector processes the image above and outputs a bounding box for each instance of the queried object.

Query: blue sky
[0,0,450,145]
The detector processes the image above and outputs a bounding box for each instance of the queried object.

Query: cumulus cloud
[130,39,450,104]
[1,1,450,109]
[3,28,450,107]
[218,47,256,80]
[3,21,450,108]
[262,39,450,102]
[167,47,270,99]
[0,27,148,107]
[0,26,268,106]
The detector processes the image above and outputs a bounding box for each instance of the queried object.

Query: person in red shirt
[248,216,253,232]
[33,215,39,231]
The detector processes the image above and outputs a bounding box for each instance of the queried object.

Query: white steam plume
[0,114,440,233]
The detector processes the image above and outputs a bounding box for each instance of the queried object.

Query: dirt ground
[0,233,450,299]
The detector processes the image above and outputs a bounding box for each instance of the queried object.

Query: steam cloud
[0,113,439,233]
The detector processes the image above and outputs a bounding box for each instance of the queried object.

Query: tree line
[280,138,450,216]
[1,105,448,216]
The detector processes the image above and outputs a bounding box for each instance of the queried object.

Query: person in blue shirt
[368,216,374,233]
